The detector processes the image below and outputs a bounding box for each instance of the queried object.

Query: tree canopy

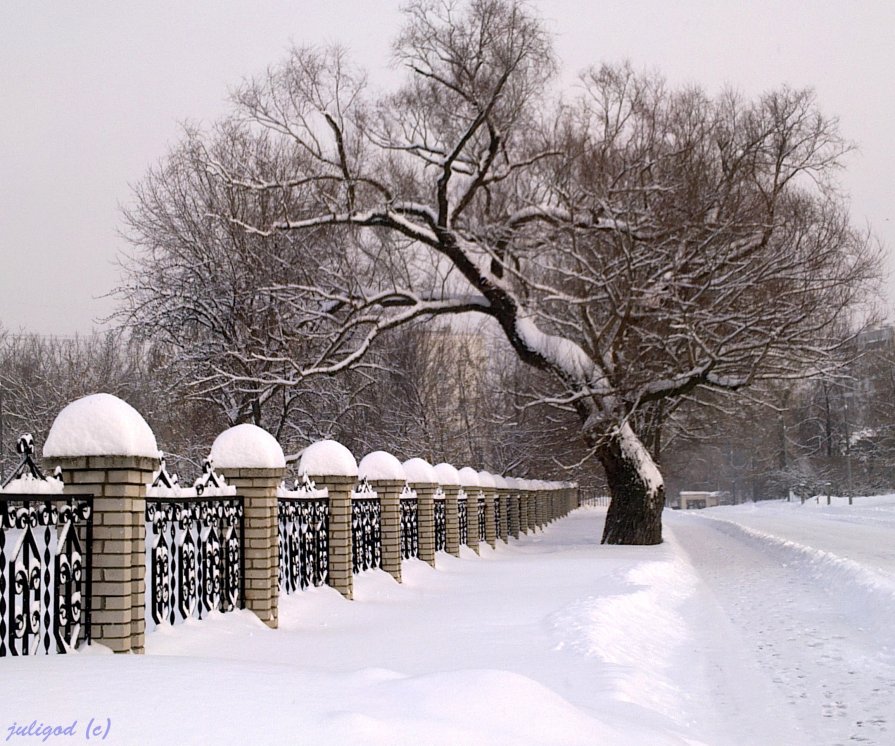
[118,0,879,544]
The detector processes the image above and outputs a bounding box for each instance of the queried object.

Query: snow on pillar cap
[44,393,158,458]
[298,439,358,477]
[358,450,406,482]
[477,470,496,489]
[492,474,509,489]
[433,463,460,486]
[457,467,481,488]
[210,424,285,470]
[402,457,438,485]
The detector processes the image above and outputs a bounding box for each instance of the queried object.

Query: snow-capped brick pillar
[506,478,521,540]
[359,451,405,583]
[44,393,161,654]
[520,481,535,534]
[434,463,461,558]
[478,471,497,550]
[535,482,548,529]
[211,424,286,629]
[493,475,510,544]
[404,458,438,568]
[299,440,357,600]
[458,467,481,554]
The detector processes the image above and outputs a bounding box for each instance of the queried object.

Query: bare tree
[122,0,879,543]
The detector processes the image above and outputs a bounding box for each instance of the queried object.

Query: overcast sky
[1,1,892,335]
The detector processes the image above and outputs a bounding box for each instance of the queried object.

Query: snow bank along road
[1,498,893,744]
[667,497,895,745]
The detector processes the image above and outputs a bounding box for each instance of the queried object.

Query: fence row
[0,394,580,655]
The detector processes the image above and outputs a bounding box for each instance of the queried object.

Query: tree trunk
[598,426,665,545]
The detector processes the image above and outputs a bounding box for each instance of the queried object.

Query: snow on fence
[4,393,578,655]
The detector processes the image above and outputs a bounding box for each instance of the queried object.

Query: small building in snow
[678,491,721,510]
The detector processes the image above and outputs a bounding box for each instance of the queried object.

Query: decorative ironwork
[145,496,244,627]
[433,493,446,552]
[477,497,486,541]
[458,496,468,545]
[0,495,94,656]
[352,478,381,573]
[495,496,504,537]
[399,485,419,560]
[1,434,64,489]
[278,474,329,593]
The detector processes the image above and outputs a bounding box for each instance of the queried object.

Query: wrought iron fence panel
[145,496,244,628]
[351,498,381,573]
[399,490,419,560]
[495,496,504,537]
[477,497,485,541]
[0,494,93,656]
[434,498,446,552]
[278,497,329,593]
[458,498,468,545]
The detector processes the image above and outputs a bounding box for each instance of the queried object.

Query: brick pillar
[369,479,403,582]
[48,455,158,653]
[483,487,497,549]
[535,487,546,529]
[523,488,535,533]
[310,475,355,600]
[216,466,282,628]
[443,484,461,557]
[463,489,480,554]
[411,481,437,567]
[507,487,520,539]
[497,488,509,543]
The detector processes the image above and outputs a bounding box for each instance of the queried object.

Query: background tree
[120,0,879,544]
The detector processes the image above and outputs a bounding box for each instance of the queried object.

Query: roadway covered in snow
[1,499,893,744]
[667,498,895,745]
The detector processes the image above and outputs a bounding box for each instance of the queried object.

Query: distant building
[678,491,722,510]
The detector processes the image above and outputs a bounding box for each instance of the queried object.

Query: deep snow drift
[2,498,894,745]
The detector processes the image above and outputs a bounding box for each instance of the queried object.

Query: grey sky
[1,1,892,335]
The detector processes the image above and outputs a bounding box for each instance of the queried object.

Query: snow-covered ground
[3,498,894,745]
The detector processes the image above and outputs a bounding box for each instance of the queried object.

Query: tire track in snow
[668,511,895,745]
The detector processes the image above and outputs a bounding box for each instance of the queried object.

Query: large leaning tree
[120,0,878,544]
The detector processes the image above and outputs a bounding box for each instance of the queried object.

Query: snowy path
[667,504,895,745]
[3,502,894,745]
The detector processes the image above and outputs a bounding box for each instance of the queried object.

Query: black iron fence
[0,435,93,656]
[351,479,381,573]
[458,496,468,545]
[399,485,419,560]
[278,476,329,593]
[145,461,244,628]
[477,496,485,541]
[0,494,93,656]
[434,493,446,552]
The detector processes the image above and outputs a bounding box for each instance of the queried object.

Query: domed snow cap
[433,462,460,486]
[477,470,496,489]
[492,474,509,489]
[299,439,358,477]
[44,393,158,458]
[504,476,520,490]
[457,467,481,488]
[358,450,405,482]
[210,424,285,470]
[403,457,438,485]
